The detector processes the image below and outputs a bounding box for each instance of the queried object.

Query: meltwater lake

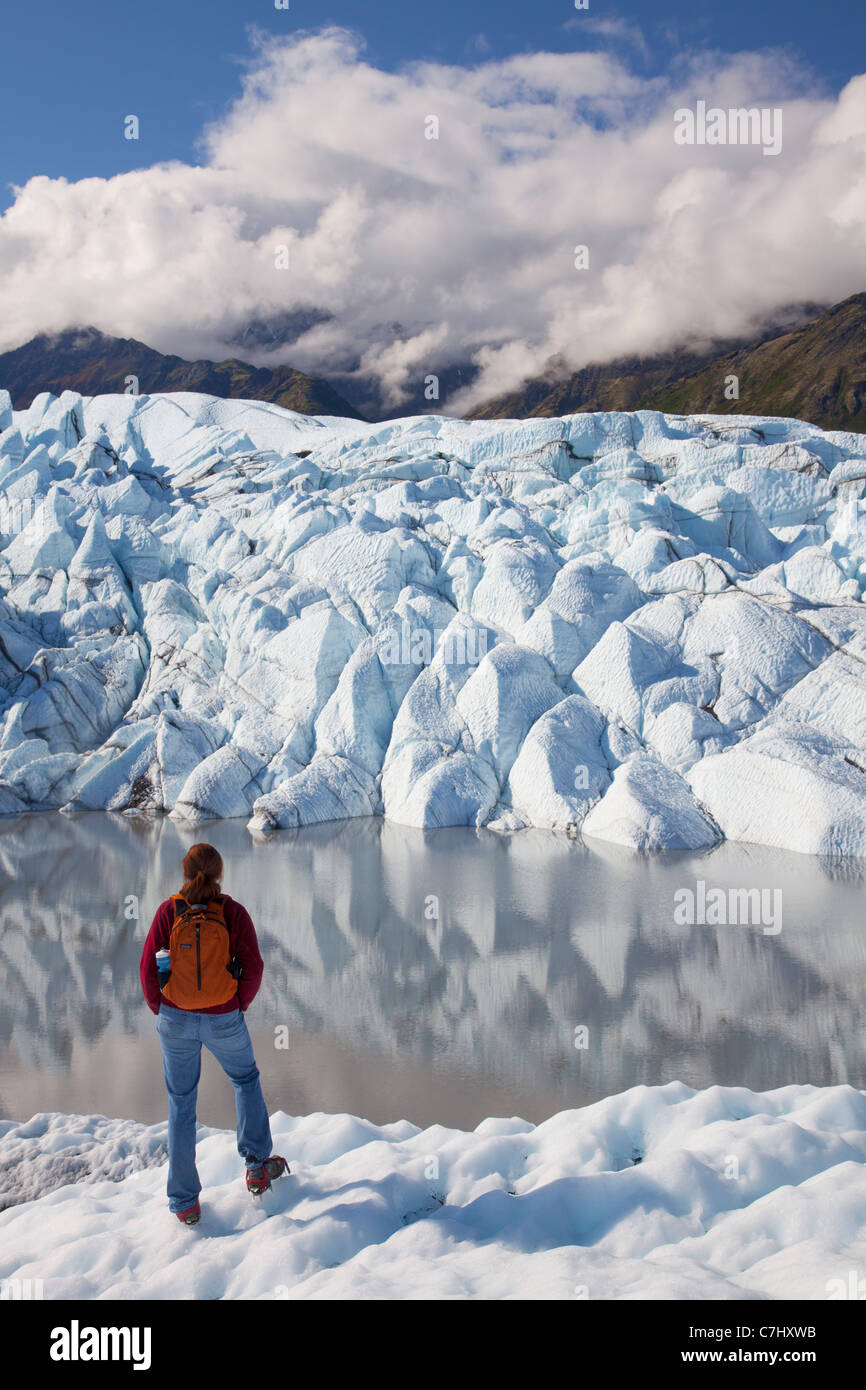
[0,811,864,1130]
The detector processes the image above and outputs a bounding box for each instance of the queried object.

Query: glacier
[2,386,866,855]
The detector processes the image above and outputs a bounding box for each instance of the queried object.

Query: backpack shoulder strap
[172,893,225,922]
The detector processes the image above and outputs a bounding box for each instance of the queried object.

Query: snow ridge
[3,387,866,854]
[2,1082,865,1299]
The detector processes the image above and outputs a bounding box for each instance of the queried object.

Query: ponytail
[180,843,224,903]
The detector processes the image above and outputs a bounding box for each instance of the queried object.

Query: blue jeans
[156,1003,273,1213]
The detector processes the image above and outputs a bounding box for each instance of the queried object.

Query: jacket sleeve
[228,899,264,1011]
[140,901,172,1014]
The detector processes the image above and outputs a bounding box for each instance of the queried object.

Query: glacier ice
[2,389,866,855]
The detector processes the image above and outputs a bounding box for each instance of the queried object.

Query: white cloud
[0,26,864,414]
[564,14,652,62]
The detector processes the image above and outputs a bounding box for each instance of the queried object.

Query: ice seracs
[2,389,866,855]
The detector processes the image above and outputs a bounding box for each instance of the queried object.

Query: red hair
[180,843,224,903]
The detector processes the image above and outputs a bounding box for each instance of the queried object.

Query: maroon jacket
[140,894,264,1015]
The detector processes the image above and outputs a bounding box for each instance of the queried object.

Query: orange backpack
[161,894,239,1010]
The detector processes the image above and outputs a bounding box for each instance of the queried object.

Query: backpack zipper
[195,921,201,990]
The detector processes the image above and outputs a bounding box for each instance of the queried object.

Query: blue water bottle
[156,948,171,988]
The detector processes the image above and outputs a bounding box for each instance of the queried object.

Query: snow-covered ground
[2,1082,865,1299]
[2,389,866,853]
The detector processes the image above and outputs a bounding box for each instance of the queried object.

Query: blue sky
[1,1,863,408]
[0,0,860,207]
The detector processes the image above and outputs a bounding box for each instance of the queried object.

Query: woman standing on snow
[140,842,287,1224]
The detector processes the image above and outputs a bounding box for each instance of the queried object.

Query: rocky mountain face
[471,341,753,421]
[472,297,865,430]
[647,293,866,430]
[3,294,862,429]
[0,327,365,420]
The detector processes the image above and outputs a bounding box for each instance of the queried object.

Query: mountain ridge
[470,296,865,430]
[0,327,366,420]
[2,295,865,431]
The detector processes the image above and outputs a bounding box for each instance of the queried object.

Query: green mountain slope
[472,296,865,430]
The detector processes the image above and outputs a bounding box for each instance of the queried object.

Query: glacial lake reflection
[0,812,863,1130]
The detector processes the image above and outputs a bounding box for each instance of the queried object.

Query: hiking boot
[246,1155,289,1196]
[176,1199,201,1225]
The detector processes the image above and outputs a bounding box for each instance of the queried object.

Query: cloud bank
[1,27,864,414]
